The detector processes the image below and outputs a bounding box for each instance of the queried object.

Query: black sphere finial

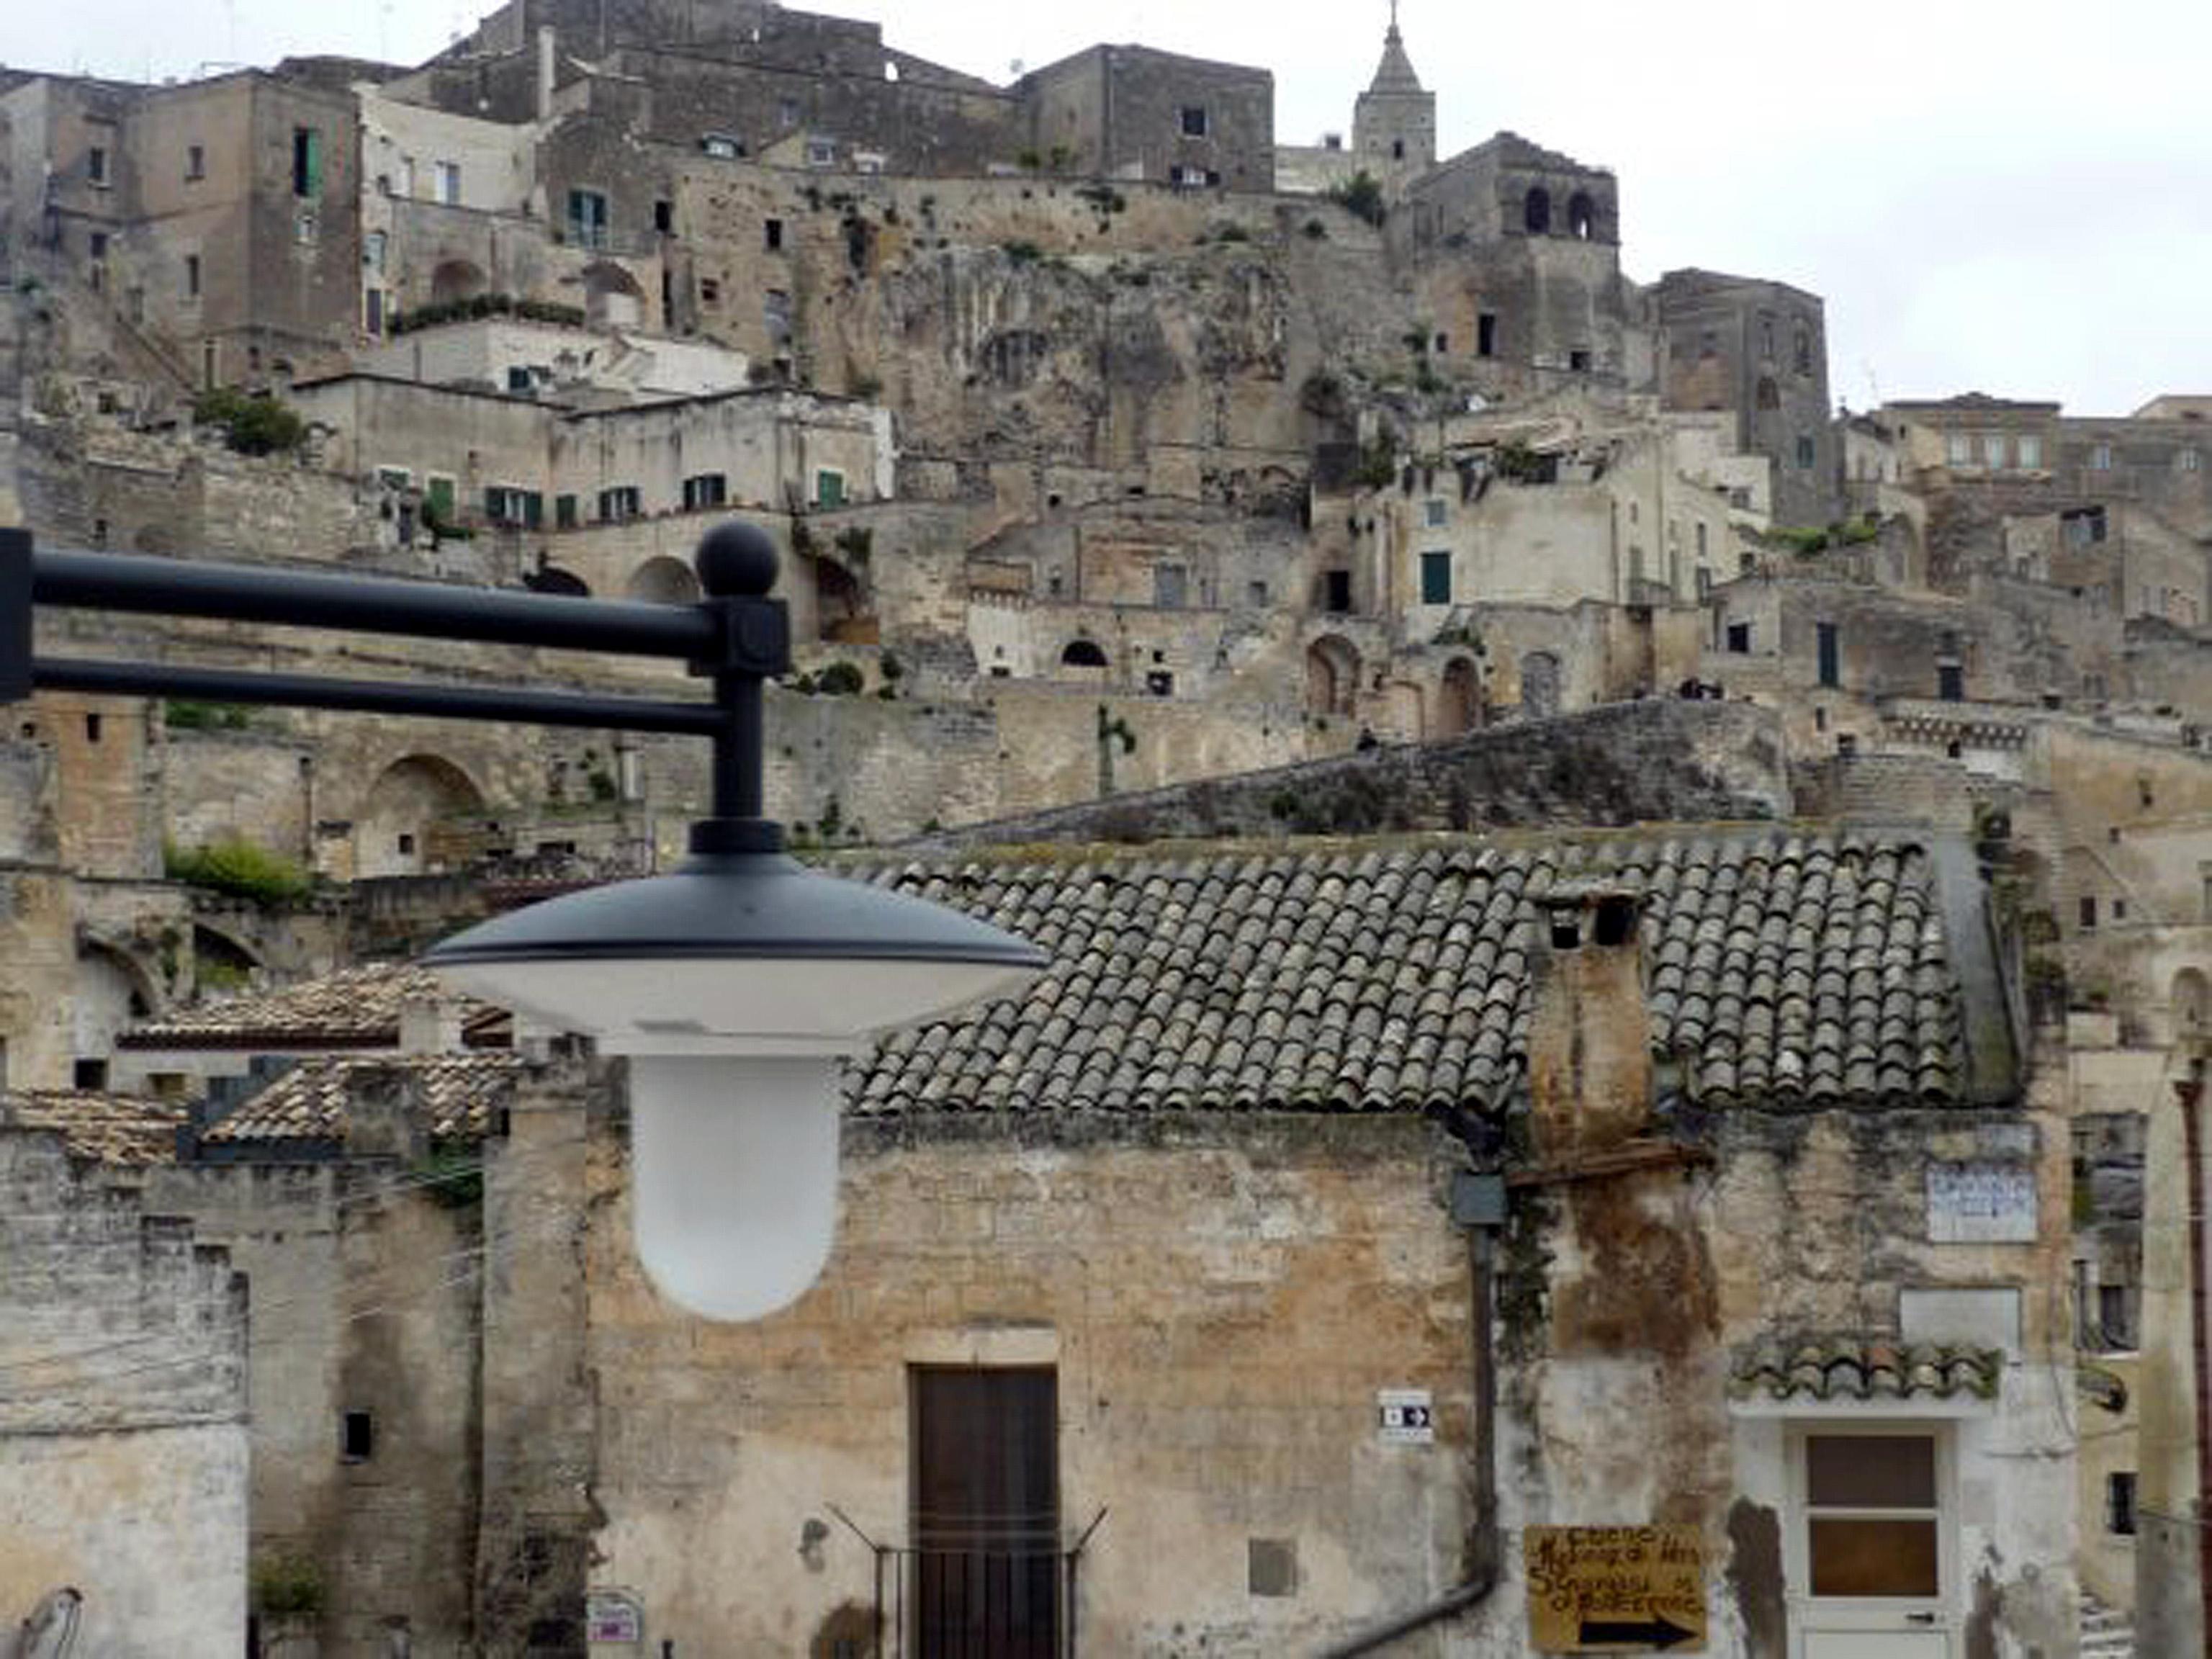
[695,520,781,598]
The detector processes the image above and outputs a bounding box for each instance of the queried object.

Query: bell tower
[1352,1,1436,184]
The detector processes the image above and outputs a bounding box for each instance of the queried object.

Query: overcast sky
[8,0,2208,418]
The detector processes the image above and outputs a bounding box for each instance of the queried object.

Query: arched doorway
[1438,655,1482,738]
[626,557,703,605]
[1060,639,1108,670]
[356,755,486,878]
[73,943,157,1088]
[1305,634,1362,718]
[428,259,488,307]
[2175,968,2211,1038]
[1524,187,1552,235]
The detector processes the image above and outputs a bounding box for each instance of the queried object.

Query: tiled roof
[1730,1339,2002,1403]
[202,1055,521,1145]
[1,1090,186,1165]
[844,827,1969,1117]
[120,964,509,1052]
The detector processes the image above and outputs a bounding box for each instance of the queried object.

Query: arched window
[1567,192,1595,239]
[1060,639,1108,668]
[428,259,487,307]
[1523,187,1552,235]
[1305,635,1362,716]
[626,557,702,605]
[1438,655,1481,738]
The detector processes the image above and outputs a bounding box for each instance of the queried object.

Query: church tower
[1352,3,1436,183]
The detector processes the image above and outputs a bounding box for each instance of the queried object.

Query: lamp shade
[421,851,1048,1048]
[421,850,1048,1321]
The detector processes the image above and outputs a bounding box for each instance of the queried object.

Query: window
[1424,498,1448,528]
[2079,895,2098,930]
[87,144,109,185]
[681,472,728,511]
[701,133,742,158]
[2108,1473,2138,1536]
[1760,316,1776,361]
[806,138,836,168]
[814,469,846,508]
[2182,448,2202,472]
[1524,186,1551,234]
[1794,325,1812,375]
[764,217,784,251]
[1725,621,1752,655]
[654,199,672,233]
[778,99,799,130]
[1179,105,1210,138]
[186,143,204,181]
[1325,570,1353,613]
[1815,621,1839,688]
[598,485,641,522]
[912,1367,1058,1656]
[2090,441,2113,471]
[376,466,411,490]
[432,161,460,205]
[554,494,577,529]
[1477,313,1498,359]
[567,188,609,249]
[73,1058,109,1090]
[1695,523,1708,560]
[1799,1431,1942,1600]
[184,254,200,299]
[1421,551,1452,606]
[341,1411,374,1462]
[1569,349,1592,374]
[292,127,322,198]
[1171,164,1211,187]
[2018,433,2042,469]
[1946,432,1972,467]
[506,367,534,392]
[88,230,109,261]
[485,486,543,528]
[1937,661,1964,702]
[699,276,721,305]
[295,209,318,245]
[1153,564,1187,608]
[364,230,387,273]
[1982,433,2007,468]
[2064,506,2108,547]
[1796,434,1817,470]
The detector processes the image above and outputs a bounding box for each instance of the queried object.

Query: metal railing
[832,1506,1106,1659]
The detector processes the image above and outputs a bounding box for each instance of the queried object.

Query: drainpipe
[2180,1064,2212,1659]
[1316,1172,1503,1658]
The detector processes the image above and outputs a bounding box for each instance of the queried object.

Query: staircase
[2081,1591,2136,1659]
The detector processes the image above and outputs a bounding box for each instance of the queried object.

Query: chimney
[399,991,466,1056]
[1527,878,1652,1160]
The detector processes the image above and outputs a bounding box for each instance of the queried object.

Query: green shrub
[1325,171,1386,228]
[1003,240,1043,265]
[192,387,305,457]
[815,661,866,696]
[165,837,315,905]
[252,1550,325,1617]
[163,700,253,731]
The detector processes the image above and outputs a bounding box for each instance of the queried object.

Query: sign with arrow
[1524,1524,1706,1653]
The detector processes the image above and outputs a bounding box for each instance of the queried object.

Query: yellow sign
[1524,1525,1706,1653]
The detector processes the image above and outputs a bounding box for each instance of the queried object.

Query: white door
[1791,1429,1956,1659]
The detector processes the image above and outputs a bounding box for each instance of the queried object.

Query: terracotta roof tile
[842,827,1972,1118]
[2,1090,187,1165]
[1730,1338,2002,1403]
[121,965,509,1052]
[202,1055,521,1145]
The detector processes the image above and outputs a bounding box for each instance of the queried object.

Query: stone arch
[428,259,488,307]
[1568,192,1596,239]
[2175,968,2211,1036]
[1523,186,1552,235]
[192,923,261,995]
[1520,650,1562,719]
[1305,634,1362,717]
[1061,639,1109,669]
[583,260,645,328]
[355,754,487,879]
[626,556,702,605]
[74,942,158,1080]
[1438,655,1482,738]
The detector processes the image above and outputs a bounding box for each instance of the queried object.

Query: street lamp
[1,521,1047,1319]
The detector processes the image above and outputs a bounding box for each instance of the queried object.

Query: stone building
[1654,269,1838,530]
[24,816,2076,1658]
[0,1107,248,1658]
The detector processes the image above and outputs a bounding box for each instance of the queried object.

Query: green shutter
[523,492,544,529]
[426,476,455,521]
[1421,551,1452,606]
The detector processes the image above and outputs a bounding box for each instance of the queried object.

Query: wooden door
[912,1367,1059,1658]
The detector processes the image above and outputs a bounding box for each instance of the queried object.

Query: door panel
[912,1367,1058,1659]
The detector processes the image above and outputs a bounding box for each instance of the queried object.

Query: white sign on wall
[1377,1388,1434,1443]
[587,1591,644,1645]
[1926,1162,2038,1244]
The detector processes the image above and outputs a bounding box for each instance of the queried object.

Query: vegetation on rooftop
[192,387,307,457]
[164,837,316,906]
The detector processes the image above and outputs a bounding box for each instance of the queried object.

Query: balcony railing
[834,1507,1107,1659]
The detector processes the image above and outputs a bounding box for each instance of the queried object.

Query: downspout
[2180,1064,2212,1659]
[1316,1174,1503,1658]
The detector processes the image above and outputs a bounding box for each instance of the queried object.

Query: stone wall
[903,699,1789,850]
[0,1129,248,1658]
